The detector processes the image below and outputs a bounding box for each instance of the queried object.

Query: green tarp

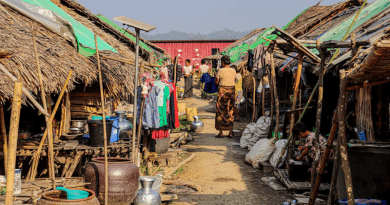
[224,7,310,63]
[22,0,117,56]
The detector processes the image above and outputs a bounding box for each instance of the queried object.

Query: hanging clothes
[253,45,268,72]
[151,129,169,139]
[137,86,161,129]
[164,81,179,128]
[167,64,182,83]
[247,49,254,72]
[160,66,168,80]
[200,73,218,94]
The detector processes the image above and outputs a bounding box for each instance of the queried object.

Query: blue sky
[77,0,374,35]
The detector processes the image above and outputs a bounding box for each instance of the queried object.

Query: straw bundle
[356,87,375,141]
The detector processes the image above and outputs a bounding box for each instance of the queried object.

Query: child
[292,123,327,161]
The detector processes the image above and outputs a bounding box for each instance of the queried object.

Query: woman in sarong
[215,55,236,138]
[183,59,193,98]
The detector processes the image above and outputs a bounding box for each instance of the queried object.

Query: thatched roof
[221,28,265,53]
[347,30,390,84]
[60,0,167,61]
[0,2,136,103]
[285,1,359,38]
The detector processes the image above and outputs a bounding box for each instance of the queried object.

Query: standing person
[231,65,243,121]
[215,55,236,138]
[183,59,193,98]
[199,59,210,76]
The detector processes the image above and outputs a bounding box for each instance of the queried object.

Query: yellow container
[177,103,186,113]
[186,107,198,121]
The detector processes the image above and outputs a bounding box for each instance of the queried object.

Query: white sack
[270,139,288,168]
[240,123,256,149]
[245,138,275,168]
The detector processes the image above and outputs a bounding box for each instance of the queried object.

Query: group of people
[181,55,243,138]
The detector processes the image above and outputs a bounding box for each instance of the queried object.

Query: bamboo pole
[27,70,73,181]
[310,43,326,194]
[329,0,368,62]
[310,109,339,204]
[5,78,23,205]
[31,26,55,189]
[94,34,109,205]
[0,104,7,174]
[270,69,274,137]
[270,49,280,141]
[287,51,303,160]
[327,129,341,205]
[338,69,355,205]
[262,79,265,116]
[252,77,256,122]
[0,64,49,117]
[139,99,146,160]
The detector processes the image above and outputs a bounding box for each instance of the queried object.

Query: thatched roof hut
[220,28,265,54]
[0,1,138,103]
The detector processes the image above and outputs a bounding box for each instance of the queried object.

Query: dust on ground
[170,80,292,205]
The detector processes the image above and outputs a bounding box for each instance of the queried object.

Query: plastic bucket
[87,120,113,147]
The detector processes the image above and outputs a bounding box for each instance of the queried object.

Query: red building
[150,39,236,66]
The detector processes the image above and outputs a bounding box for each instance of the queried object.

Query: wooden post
[310,42,326,194]
[309,111,339,205]
[270,49,280,141]
[252,77,256,122]
[5,78,23,205]
[27,70,73,181]
[137,99,145,161]
[327,137,341,205]
[269,70,274,137]
[261,78,265,116]
[31,26,55,189]
[287,51,303,160]
[338,69,355,205]
[94,34,109,205]
[0,104,7,174]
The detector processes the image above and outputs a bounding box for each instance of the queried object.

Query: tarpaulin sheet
[6,0,117,56]
[319,0,390,42]
[224,7,310,63]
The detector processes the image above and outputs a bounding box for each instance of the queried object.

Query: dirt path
[171,81,292,205]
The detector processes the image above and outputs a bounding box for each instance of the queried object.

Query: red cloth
[164,81,179,128]
[151,129,169,139]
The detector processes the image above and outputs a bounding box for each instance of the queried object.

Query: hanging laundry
[167,63,182,83]
[151,129,169,139]
[137,86,161,129]
[247,49,254,72]
[253,45,268,72]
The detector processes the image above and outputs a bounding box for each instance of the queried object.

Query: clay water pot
[37,188,99,205]
[84,157,140,205]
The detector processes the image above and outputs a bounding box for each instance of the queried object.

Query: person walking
[183,59,193,98]
[215,55,236,138]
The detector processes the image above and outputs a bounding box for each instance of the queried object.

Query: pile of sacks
[241,117,288,168]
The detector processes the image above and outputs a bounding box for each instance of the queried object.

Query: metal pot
[115,111,132,139]
[133,177,161,205]
[71,120,86,128]
[239,96,246,105]
[190,116,204,133]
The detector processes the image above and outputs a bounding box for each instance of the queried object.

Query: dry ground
[170,80,292,205]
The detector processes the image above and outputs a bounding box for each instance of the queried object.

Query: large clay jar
[84,157,140,205]
[37,188,99,205]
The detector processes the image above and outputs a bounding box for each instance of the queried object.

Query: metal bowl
[71,120,86,128]
[69,127,84,134]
